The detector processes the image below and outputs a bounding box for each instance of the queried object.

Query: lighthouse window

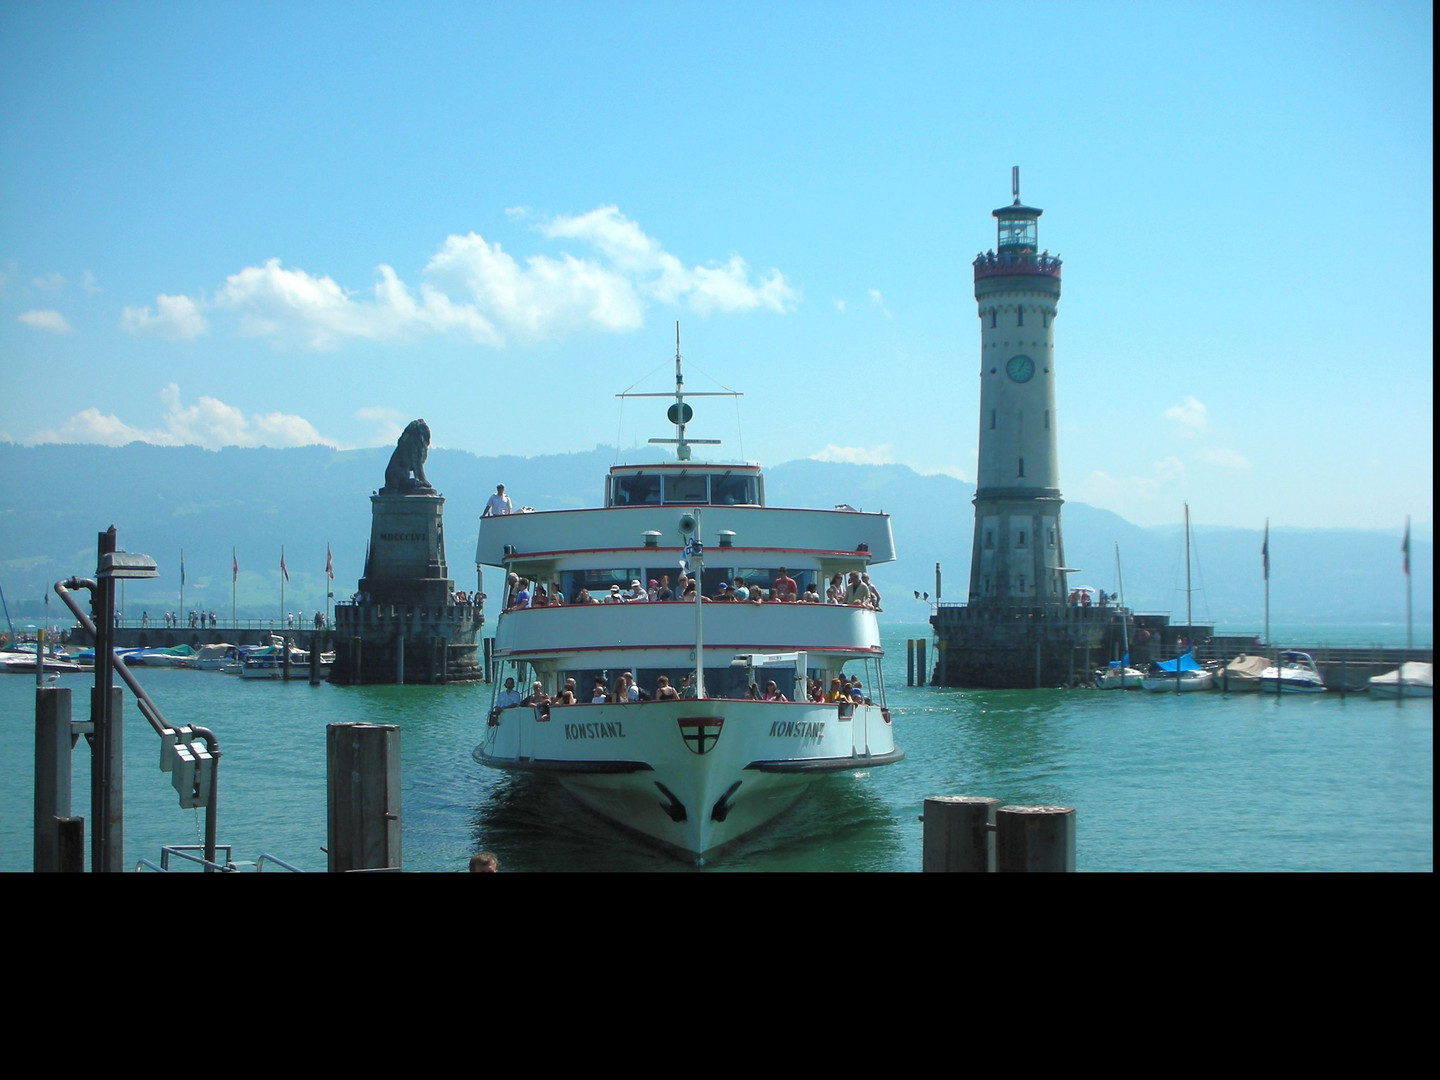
[1045,410,1050,429]
[1048,528,1056,546]
[1043,312,1050,328]
[989,410,996,430]
[989,309,997,329]
[1017,530,1027,548]
[1018,458,1025,478]
[984,530,994,550]
[1016,308,1023,327]
[1018,575,1026,594]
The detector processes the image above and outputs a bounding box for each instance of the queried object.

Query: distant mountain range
[0,441,1430,634]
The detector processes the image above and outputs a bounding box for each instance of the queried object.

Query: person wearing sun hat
[606,583,625,604]
[628,579,649,602]
[647,578,660,602]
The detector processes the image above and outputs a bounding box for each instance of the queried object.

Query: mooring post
[906,639,915,686]
[396,633,405,685]
[922,795,1000,872]
[34,686,73,872]
[327,722,401,872]
[996,805,1076,872]
[917,639,926,685]
[309,643,321,685]
[56,817,85,872]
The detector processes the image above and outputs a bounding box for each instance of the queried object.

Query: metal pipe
[56,575,222,871]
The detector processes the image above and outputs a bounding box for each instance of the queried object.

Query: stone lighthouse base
[930,603,1125,689]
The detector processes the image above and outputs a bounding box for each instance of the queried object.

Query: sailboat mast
[1184,502,1193,645]
[1115,542,1129,659]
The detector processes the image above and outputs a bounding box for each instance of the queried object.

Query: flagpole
[1404,515,1412,652]
[1263,519,1270,647]
[232,548,237,627]
[280,544,286,631]
[326,542,334,630]
[180,547,185,625]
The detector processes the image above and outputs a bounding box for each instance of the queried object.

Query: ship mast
[620,323,738,462]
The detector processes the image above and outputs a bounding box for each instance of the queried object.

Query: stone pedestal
[359,493,451,606]
[331,491,483,685]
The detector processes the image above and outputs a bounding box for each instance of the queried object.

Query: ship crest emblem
[678,716,724,755]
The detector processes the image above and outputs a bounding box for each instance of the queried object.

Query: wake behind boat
[472,332,903,859]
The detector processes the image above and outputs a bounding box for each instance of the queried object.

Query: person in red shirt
[772,567,798,602]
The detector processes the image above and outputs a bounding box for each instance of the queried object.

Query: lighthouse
[930,169,1120,688]
[968,167,1068,607]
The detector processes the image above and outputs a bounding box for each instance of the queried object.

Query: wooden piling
[996,804,1076,872]
[906,639,915,686]
[34,686,72,872]
[326,722,401,872]
[922,795,1000,872]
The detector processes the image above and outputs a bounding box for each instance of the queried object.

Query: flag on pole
[233,549,239,583]
[281,547,289,583]
[180,549,186,587]
[1403,517,1411,576]
[1261,521,1269,581]
[326,544,334,580]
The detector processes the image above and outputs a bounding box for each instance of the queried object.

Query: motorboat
[193,643,240,671]
[238,636,330,679]
[1141,652,1214,692]
[132,644,199,667]
[472,333,903,859]
[1094,658,1145,690]
[1219,653,1270,692]
[1367,661,1431,699]
[1258,650,1326,694]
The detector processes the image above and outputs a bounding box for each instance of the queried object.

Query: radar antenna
[617,322,739,461]
[1012,164,1021,205]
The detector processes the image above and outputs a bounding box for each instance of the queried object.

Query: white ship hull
[475,698,900,856]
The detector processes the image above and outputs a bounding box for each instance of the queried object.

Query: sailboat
[1142,504,1214,692]
[1095,542,1143,689]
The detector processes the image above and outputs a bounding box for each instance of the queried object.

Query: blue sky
[1,0,1431,530]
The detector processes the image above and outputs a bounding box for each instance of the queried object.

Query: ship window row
[608,472,760,508]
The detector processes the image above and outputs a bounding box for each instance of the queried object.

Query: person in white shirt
[495,677,521,709]
[482,484,512,517]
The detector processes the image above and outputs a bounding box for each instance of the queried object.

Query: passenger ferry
[472,335,903,859]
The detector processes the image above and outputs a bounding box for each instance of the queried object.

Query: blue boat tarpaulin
[1155,652,1201,673]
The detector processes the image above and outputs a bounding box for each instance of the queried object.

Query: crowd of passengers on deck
[493,670,873,712]
[500,569,881,611]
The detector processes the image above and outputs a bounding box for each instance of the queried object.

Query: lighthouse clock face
[1006,354,1036,383]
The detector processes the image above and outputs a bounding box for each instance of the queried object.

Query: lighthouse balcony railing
[973,251,1062,281]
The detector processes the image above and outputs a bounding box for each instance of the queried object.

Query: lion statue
[381,419,435,494]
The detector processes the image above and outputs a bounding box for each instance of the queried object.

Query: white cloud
[810,444,894,466]
[18,309,71,334]
[1195,445,1251,468]
[82,271,101,295]
[31,272,65,292]
[32,383,332,450]
[120,294,209,339]
[140,207,797,352]
[424,232,639,339]
[1163,396,1208,436]
[539,205,798,315]
[868,288,891,318]
[834,299,847,314]
[355,406,407,446]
